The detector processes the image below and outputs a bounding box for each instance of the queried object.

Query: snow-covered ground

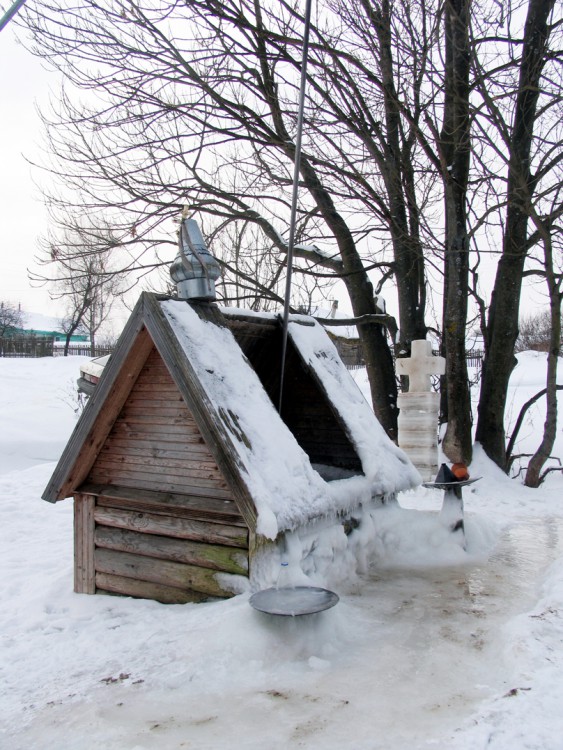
[1,353,563,749]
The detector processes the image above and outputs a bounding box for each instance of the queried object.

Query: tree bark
[476,0,556,469]
[253,6,399,438]
[525,225,561,487]
[370,0,427,353]
[440,0,473,464]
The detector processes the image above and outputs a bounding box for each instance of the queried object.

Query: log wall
[74,491,249,603]
[75,348,249,603]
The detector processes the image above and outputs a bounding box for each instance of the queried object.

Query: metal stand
[422,476,480,549]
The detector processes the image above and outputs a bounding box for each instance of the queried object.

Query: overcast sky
[0,19,64,317]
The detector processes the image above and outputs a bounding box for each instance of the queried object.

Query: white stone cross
[396,339,445,392]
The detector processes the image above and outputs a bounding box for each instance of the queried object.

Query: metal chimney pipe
[170,219,221,301]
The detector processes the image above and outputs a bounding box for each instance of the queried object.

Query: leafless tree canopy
[33,223,126,355]
[17,0,563,465]
[0,301,25,337]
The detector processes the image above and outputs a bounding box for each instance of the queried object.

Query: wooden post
[74,493,96,593]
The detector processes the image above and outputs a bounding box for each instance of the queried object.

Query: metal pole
[278,0,313,413]
[0,0,28,32]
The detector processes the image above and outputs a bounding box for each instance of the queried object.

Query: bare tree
[33,224,125,355]
[0,301,25,337]
[523,200,562,486]
[437,0,473,463]
[22,0,436,438]
[16,0,563,463]
[475,0,560,468]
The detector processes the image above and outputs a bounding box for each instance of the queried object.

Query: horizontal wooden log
[95,548,236,598]
[83,482,245,526]
[87,468,232,498]
[129,373,179,383]
[134,375,177,386]
[95,450,221,474]
[104,430,211,457]
[116,411,194,425]
[125,379,182,393]
[136,356,169,372]
[99,443,219,471]
[124,394,182,406]
[95,572,210,604]
[92,455,227,482]
[125,402,186,419]
[94,493,242,525]
[112,421,202,437]
[94,525,248,575]
[94,504,247,545]
[119,406,192,420]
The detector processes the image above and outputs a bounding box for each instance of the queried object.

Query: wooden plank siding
[74,493,96,594]
[73,493,249,603]
[95,574,210,604]
[93,505,248,547]
[94,526,248,575]
[43,315,155,503]
[86,348,237,506]
[84,483,244,525]
[73,345,249,603]
[94,548,234,599]
[142,297,259,531]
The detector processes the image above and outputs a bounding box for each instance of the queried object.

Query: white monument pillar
[396,340,445,481]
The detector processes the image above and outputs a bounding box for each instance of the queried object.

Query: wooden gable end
[142,295,258,531]
[84,347,244,525]
[43,310,155,502]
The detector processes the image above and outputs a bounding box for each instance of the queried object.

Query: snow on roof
[161,300,419,538]
[288,319,419,489]
[303,306,357,340]
[22,311,62,332]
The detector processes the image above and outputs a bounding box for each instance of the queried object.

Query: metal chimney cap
[170,218,221,301]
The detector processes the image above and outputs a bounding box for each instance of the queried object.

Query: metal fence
[0,335,55,358]
[1,332,484,369]
[0,336,113,359]
[331,337,484,371]
[53,344,113,358]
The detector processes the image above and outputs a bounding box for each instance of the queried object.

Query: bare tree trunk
[525,229,561,487]
[370,0,428,353]
[440,0,473,464]
[253,8,400,439]
[476,0,556,469]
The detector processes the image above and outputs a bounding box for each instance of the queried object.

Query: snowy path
[4,510,562,750]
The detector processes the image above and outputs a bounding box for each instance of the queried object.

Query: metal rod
[0,0,28,32]
[278,0,314,413]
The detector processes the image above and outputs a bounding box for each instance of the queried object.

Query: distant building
[8,312,88,343]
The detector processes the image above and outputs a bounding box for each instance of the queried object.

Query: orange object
[451,463,469,480]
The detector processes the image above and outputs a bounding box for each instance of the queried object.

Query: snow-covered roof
[44,293,419,539]
[162,300,418,537]
[21,311,63,332]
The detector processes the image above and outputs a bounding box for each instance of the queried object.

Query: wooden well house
[43,220,419,604]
